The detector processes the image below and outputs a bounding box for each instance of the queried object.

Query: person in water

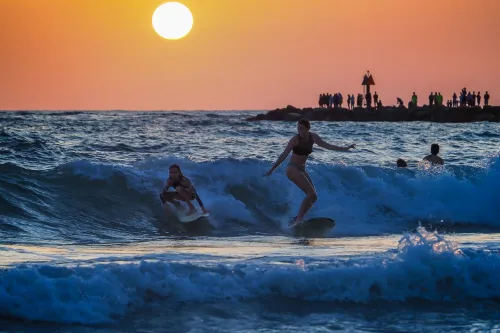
[397,158,408,168]
[264,118,356,226]
[423,143,444,165]
[159,164,209,215]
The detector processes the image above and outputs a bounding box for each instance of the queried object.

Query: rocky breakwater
[247,105,500,123]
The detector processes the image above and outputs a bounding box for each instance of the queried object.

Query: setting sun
[152,2,193,40]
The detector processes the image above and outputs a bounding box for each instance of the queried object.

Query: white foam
[1,227,500,325]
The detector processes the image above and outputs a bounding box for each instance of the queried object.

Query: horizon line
[0,109,268,112]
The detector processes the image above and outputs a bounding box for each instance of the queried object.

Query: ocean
[1,110,500,332]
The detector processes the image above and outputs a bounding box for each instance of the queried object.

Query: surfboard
[288,217,336,237]
[176,210,210,223]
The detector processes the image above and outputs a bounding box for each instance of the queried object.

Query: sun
[152,2,193,40]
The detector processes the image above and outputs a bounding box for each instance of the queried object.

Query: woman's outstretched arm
[311,132,356,151]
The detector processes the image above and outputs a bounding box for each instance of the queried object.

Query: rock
[246,113,266,121]
[283,112,303,121]
[285,105,300,112]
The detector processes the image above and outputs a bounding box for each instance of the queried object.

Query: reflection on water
[3,233,500,268]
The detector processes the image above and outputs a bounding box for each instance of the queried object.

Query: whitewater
[1,110,500,332]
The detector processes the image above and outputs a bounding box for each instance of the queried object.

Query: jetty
[246,105,500,123]
[248,71,497,123]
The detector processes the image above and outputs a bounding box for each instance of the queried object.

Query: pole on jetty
[362,70,376,95]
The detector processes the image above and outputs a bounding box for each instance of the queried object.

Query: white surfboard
[177,210,210,223]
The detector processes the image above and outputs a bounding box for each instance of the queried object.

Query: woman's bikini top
[169,176,190,189]
[292,133,314,156]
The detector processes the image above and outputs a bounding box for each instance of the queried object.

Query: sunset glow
[0,0,498,110]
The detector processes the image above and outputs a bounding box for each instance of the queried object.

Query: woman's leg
[160,191,182,209]
[302,171,316,192]
[286,165,317,221]
[175,187,197,214]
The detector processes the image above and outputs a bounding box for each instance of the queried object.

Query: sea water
[1,111,500,332]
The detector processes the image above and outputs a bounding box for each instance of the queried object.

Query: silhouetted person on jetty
[423,144,444,165]
[411,92,418,107]
[452,93,458,107]
[467,91,474,106]
[484,91,490,106]
[477,92,481,106]
[436,92,443,106]
[429,92,434,106]
[338,93,344,108]
[397,97,404,107]
[357,94,364,108]
[374,92,379,108]
[365,92,372,108]
[461,88,467,106]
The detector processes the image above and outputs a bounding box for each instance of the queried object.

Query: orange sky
[1,0,499,110]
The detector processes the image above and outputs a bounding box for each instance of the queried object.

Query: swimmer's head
[397,159,407,168]
[431,144,440,155]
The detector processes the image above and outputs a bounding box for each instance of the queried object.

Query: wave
[1,155,500,243]
[1,227,499,325]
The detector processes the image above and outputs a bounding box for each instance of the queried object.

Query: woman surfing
[160,164,209,217]
[264,118,356,226]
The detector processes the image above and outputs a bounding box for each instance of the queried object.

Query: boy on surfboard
[264,118,356,227]
[159,164,209,216]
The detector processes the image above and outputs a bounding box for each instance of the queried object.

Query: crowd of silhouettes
[318,93,345,108]
[426,89,490,108]
[319,91,383,109]
[427,92,444,107]
[318,89,491,110]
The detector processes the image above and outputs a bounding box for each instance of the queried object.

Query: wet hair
[169,164,184,177]
[298,118,310,129]
[431,144,440,155]
[397,159,407,168]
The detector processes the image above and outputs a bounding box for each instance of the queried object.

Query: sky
[1,0,499,110]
